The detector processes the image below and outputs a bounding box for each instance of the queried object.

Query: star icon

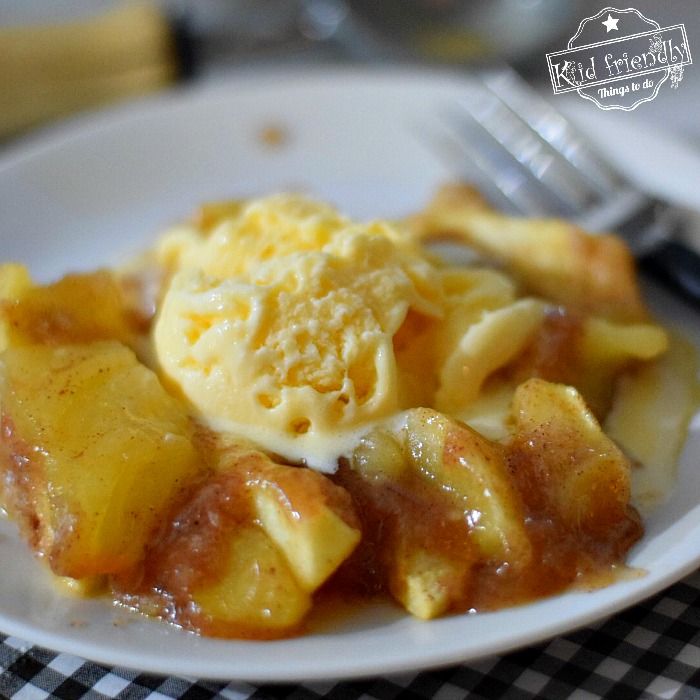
[602,13,620,32]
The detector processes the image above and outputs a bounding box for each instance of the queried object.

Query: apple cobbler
[0,185,696,639]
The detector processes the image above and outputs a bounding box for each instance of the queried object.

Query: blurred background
[1,0,699,147]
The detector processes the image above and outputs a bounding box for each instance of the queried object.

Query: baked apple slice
[0,341,202,577]
[114,438,361,638]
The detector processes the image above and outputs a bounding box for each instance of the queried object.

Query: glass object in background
[0,0,588,140]
[332,0,590,66]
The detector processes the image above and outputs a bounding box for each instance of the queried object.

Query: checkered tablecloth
[1,570,698,700]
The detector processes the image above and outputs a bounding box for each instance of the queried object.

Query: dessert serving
[0,185,696,640]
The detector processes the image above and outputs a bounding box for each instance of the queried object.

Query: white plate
[0,67,699,682]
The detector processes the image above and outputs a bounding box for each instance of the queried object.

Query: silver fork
[435,67,700,307]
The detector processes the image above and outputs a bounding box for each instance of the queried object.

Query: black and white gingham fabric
[1,570,699,700]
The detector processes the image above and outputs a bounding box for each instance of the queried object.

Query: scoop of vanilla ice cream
[154,195,444,471]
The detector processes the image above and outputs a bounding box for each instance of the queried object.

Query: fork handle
[640,240,700,307]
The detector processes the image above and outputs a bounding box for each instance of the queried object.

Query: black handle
[640,239,700,307]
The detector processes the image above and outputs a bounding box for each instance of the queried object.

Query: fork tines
[443,67,629,220]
